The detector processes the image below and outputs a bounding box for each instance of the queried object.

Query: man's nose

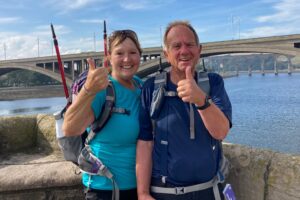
[180,44,190,54]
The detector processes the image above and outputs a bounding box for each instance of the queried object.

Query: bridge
[1,34,300,84]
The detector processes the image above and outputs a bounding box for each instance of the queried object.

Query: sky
[0,0,300,60]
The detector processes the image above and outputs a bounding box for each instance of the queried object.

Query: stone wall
[223,144,300,200]
[0,115,299,200]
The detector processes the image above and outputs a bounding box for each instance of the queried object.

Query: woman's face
[109,38,141,82]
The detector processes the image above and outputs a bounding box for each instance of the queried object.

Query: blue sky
[0,0,300,60]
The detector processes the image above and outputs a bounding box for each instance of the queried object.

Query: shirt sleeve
[208,73,233,128]
[138,77,155,141]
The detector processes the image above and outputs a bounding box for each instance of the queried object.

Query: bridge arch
[0,64,73,86]
[202,46,300,57]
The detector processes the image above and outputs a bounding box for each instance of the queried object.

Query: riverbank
[0,85,65,101]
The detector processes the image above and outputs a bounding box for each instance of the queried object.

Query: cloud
[0,25,75,60]
[120,0,174,10]
[78,19,104,24]
[256,0,300,23]
[45,0,108,12]
[0,17,21,24]
[240,24,300,38]
[240,0,300,39]
[0,32,96,60]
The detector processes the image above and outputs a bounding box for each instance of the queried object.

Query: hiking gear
[150,71,210,139]
[150,181,224,200]
[56,77,120,165]
[55,70,141,200]
[151,175,222,200]
[84,187,138,200]
[103,20,108,68]
[51,23,69,99]
[79,146,119,200]
[82,76,141,192]
[146,71,230,200]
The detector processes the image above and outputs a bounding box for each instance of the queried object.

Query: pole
[51,40,53,56]
[103,20,108,68]
[94,32,96,52]
[37,37,40,57]
[51,23,69,100]
[238,17,240,39]
[3,43,6,60]
[231,14,234,40]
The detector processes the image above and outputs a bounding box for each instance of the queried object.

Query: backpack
[54,70,121,165]
[149,70,230,200]
[54,71,140,200]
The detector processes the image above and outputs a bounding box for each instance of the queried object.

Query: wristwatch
[196,95,212,110]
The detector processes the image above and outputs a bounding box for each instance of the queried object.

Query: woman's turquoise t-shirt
[82,75,142,190]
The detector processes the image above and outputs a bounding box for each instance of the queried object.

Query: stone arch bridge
[1,34,300,85]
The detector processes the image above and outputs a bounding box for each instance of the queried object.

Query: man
[136,20,232,200]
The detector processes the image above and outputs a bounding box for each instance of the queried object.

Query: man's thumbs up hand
[185,66,193,80]
[177,66,204,104]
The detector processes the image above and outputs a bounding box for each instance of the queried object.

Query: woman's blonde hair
[108,30,142,55]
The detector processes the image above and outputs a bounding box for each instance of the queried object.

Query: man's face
[164,25,201,73]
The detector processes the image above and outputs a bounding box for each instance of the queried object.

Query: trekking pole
[103,20,108,68]
[51,23,70,100]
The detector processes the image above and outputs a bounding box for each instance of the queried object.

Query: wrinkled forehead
[166,25,198,44]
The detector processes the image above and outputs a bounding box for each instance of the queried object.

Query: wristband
[196,96,212,110]
[83,85,93,96]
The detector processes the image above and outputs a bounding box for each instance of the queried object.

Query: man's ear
[163,49,168,61]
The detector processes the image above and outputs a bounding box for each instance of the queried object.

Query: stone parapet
[223,144,300,200]
[0,115,299,199]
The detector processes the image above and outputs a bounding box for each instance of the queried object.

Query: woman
[63,29,142,200]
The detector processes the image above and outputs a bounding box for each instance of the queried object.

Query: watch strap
[196,96,211,110]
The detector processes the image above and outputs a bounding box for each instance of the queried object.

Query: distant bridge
[1,34,300,84]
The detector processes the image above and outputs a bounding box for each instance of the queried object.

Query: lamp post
[94,32,96,52]
[3,43,6,60]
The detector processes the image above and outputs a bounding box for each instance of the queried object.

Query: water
[224,73,300,154]
[0,97,66,116]
[0,73,299,154]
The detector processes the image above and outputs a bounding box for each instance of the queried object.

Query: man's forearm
[198,103,230,140]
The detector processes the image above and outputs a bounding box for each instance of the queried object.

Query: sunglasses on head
[109,29,138,40]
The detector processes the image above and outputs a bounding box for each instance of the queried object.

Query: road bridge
[1,34,300,84]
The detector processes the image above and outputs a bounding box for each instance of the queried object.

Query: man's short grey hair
[163,20,200,50]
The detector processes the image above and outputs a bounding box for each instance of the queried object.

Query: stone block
[0,161,81,192]
[36,114,60,153]
[0,115,37,154]
[223,143,274,200]
[267,153,300,200]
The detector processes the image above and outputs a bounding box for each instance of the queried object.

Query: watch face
[208,98,213,104]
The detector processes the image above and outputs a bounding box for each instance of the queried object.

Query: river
[1,73,300,154]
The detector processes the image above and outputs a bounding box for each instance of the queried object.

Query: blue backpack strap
[150,72,169,183]
[197,71,210,95]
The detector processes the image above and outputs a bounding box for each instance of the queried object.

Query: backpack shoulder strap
[197,71,210,95]
[132,76,143,89]
[85,82,115,144]
[154,71,167,89]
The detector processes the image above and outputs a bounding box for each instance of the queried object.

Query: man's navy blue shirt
[138,72,232,186]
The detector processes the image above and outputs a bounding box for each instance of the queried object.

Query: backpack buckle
[175,187,185,195]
